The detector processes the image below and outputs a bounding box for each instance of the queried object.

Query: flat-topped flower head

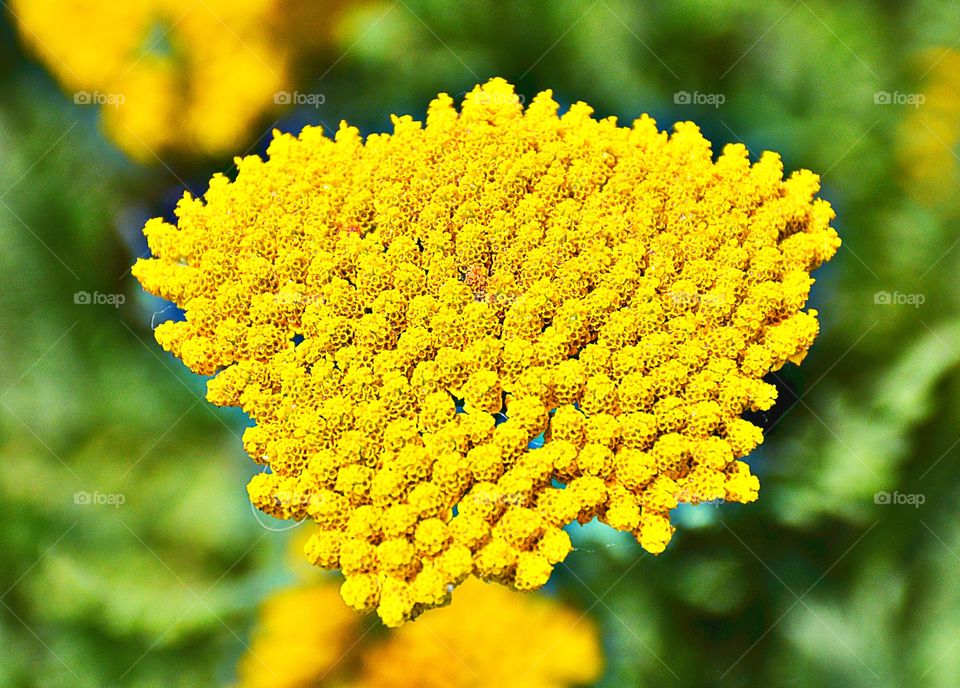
[133,78,840,626]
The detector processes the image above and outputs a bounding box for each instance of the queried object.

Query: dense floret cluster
[134,79,840,625]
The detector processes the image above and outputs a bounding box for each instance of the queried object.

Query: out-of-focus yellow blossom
[238,577,602,688]
[355,578,601,688]
[133,79,840,626]
[10,0,340,161]
[897,48,960,205]
[237,584,361,688]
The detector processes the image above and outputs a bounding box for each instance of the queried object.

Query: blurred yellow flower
[897,48,960,206]
[239,584,361,688]
[238,577,602,688]
[10,0,340,161]
[133,79,839,626]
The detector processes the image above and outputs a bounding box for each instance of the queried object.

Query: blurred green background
[1,1,959,686]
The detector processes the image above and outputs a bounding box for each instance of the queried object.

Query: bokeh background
[1,1,959,686]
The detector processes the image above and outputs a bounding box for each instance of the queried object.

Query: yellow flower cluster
[237,577,602,688]
[897,48,960,205]
[11,0,339,160]
[133,78,840,626]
